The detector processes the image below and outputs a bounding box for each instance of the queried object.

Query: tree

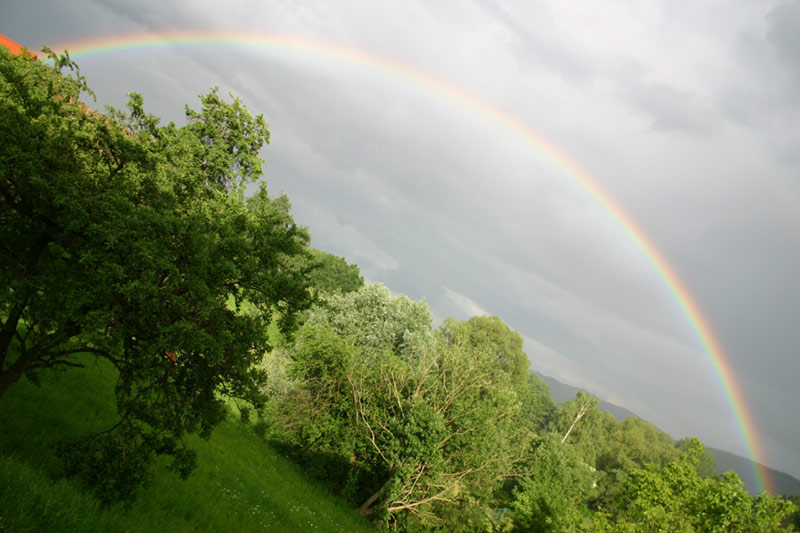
[787,494,800,531]
[510,436,598,532]
[266,284,436,504]
[268,289,529,529]
[548,391,606,449]
[439,315,530,386]
[505,392,605,531]
[592,417,680,512]
[516,372,557,438]
[540,392,681,515]
[356,333,525,529]
[305,248,364,295]
[614,439,797,532]
[0,48,312,502]
[303,283,434,361]
[675,437,717,478]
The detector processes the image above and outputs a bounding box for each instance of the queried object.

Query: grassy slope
[0,357,374,532]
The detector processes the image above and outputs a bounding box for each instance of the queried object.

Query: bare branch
[561,403,589,444]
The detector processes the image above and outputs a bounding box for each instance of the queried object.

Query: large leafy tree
[351,331,525,529]
[0,48,312,502]
[439,315,530,386]
[591,417,680,511]
[267,285,436,502]
[303,283,434,361]
[268,286,531,529]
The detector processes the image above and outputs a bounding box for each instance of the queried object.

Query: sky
[3,1,799,481]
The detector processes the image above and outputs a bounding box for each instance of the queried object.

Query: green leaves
[265,287,535,528]
[614,438,797,532]
[1,49,311,503]
[304,248,364,296]
[511,436,597,532]
[304,283,434,363]
[183,87,269,193]
[439,315,530,386]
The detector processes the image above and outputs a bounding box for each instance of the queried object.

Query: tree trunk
[0,231,50,372]
[560,405,588,444]
[0,303,26,373]
[358,478,392,516]
[0,347,42,398]
[0,231,52,397]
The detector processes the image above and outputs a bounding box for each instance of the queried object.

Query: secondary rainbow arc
[52,30,774,494]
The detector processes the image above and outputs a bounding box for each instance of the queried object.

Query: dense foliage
[1,44,797,530]
[306,248,365,295]
[265,285,533,529]
[611,439,797,532]
[263,284,797,530]
[0,47,312,502]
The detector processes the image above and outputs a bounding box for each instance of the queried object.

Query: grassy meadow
[0,356,374,532]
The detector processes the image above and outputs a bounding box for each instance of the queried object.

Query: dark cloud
[721,0,800,127]
[474,0,599,83]
[767,0,800,77]
[621,79,716,133]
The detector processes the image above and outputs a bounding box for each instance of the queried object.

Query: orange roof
[0,33,37,59]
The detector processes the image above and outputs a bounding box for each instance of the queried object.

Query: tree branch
[561,404,589,444]
[0,231,52,371]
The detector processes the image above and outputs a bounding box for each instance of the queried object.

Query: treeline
[259,273,796,531]
[0,45,796,531]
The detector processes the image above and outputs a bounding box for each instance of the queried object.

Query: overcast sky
[4,0,799,481]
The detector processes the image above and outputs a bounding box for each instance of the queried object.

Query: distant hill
[708,446,800,496]
[536,372,638,421]
[536,371,800,496]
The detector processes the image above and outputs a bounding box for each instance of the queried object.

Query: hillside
[709,446,800,497]
[536,371,800,496]
[535,372,638,421]
[0,356,374,532]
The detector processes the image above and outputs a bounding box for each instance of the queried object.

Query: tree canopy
[612,439,796,532]
[265,285,537,529]
[305,248,364,295]
[0,47,312,502]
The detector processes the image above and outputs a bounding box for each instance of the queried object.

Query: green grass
[0,358,374,532]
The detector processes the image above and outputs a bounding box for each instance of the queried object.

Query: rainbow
[52,31,773,494]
